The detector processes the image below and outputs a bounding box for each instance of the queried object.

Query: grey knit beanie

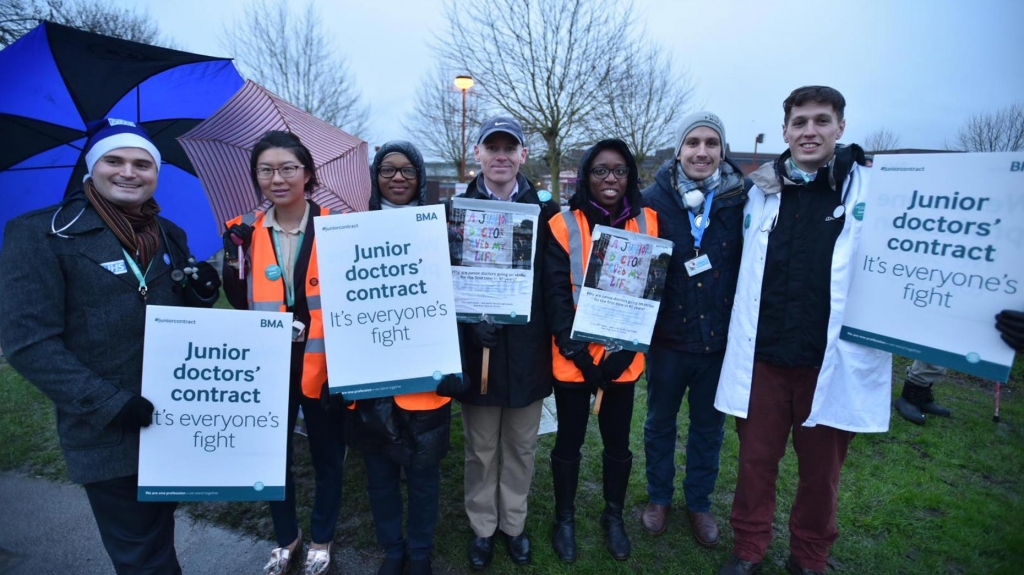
[676,111,726,159]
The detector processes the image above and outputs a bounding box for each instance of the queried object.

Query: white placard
[449,198,540,324]
[314,205,463,399]
[570,225,673,352]
[138,305,292,501]
[841,152,1024,381]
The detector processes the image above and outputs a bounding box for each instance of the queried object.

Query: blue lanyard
[687,190,716,251]
[271,229,305,307]
[122,248,154,299]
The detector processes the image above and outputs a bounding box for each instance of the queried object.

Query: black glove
[436,373,469,397]
[996,309,1024,352]
[222,223,254,256]
[320,381,352,413]
[187,260,222,298]
[599,350,637,383]
[470,321,501,349]
[113,395,154,431]
[573,352,607,394]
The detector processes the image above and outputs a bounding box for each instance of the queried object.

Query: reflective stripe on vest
[560,208,586,306]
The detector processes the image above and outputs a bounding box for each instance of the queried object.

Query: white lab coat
[714,162,892,433]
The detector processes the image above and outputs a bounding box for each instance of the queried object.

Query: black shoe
[601,451,633,561]
[895,396,925,425]
[467,535,494,570]
[551,454,580,562]
[718,553,762,575]
[409,556,433,575]
[896,381,926,425]
[377,555,407,575]
[917,384,952,417]
[786,554,824,575]
[502,531,532,565]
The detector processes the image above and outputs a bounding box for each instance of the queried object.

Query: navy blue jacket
[641,158,747,353]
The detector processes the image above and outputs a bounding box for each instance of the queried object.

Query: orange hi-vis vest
[227,207,333,399]
[548,207,660,384]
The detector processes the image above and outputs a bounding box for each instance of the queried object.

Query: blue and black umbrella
[0,21,244,257]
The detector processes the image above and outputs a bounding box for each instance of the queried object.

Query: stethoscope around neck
[47,193,200,287]
[758,167,857,233]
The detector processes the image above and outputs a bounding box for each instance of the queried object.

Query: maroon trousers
[730,361,855,572]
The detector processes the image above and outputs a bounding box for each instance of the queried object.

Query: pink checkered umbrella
[177,81,370,230]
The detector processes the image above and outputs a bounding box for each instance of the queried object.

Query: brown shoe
[687,509,719,547]
[640,503,669,535]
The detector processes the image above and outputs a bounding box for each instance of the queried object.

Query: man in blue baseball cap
[0,118,221,575]
[455,115,560,569]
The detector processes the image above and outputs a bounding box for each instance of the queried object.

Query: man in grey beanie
[639,111,749,548]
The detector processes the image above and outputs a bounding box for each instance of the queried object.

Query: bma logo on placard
[1011,161,1024,172]
[261,319,284,328]
[416,212,438,221]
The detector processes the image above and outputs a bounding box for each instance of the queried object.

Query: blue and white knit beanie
[83,118,161,180]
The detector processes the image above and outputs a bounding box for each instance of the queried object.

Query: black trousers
[551,383,635,461]
[83,474,181,575]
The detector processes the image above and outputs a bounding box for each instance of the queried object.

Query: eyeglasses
[590,166,629,179]
[255,165,305,180]
[379,166,417,179]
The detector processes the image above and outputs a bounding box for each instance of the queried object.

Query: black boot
[917,383,952,417]
[895,380,926,425]
[550,454,580,562]
[600,451,632,561]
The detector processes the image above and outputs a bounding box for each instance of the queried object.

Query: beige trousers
[461,399,544,537]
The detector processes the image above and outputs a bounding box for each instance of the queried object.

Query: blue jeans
[269,365,346,546]
[643,345,726,512]
[363,451,441,560]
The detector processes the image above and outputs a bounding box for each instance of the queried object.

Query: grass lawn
[2,349,1021,574]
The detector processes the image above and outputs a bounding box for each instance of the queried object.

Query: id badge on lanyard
[685,190,715,277]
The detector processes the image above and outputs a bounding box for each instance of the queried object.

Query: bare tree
[224,0,370,137]
[437,0,636,198]
[404,66,487,177]
[864,127,901,152]
[2,0,169,47]
[588,46,694,182]
[947,103,1024,152]
[1,0,40,46]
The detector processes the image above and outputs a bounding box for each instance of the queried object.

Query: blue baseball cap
[477,116,525,146]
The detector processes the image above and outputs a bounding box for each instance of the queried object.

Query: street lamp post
[454,75,475,183]
[752,133,765,169]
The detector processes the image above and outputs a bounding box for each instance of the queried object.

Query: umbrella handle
[593,388,604,415]
[237,245,244,280]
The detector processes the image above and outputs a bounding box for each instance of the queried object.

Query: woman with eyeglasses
[221,131,347,575]
[347,141,467,575]
[543,139,659,562]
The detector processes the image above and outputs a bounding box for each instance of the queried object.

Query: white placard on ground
[138,305,292,501]
[841,152,1024,381]
[449,198,540,324]
[570,225,673,352]
[314,205,463,399]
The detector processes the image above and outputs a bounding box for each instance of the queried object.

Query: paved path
[0,471,381,575]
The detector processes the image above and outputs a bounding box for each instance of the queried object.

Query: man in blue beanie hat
[0,118,221,575]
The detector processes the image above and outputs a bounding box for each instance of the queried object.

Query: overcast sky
[112,0,1024,157]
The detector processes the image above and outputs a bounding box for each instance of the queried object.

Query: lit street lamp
[454,75,475,183]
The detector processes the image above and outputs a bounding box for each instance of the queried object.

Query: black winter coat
[455,173,559,408]
[641,158,747,353]
[0,194,217,484]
